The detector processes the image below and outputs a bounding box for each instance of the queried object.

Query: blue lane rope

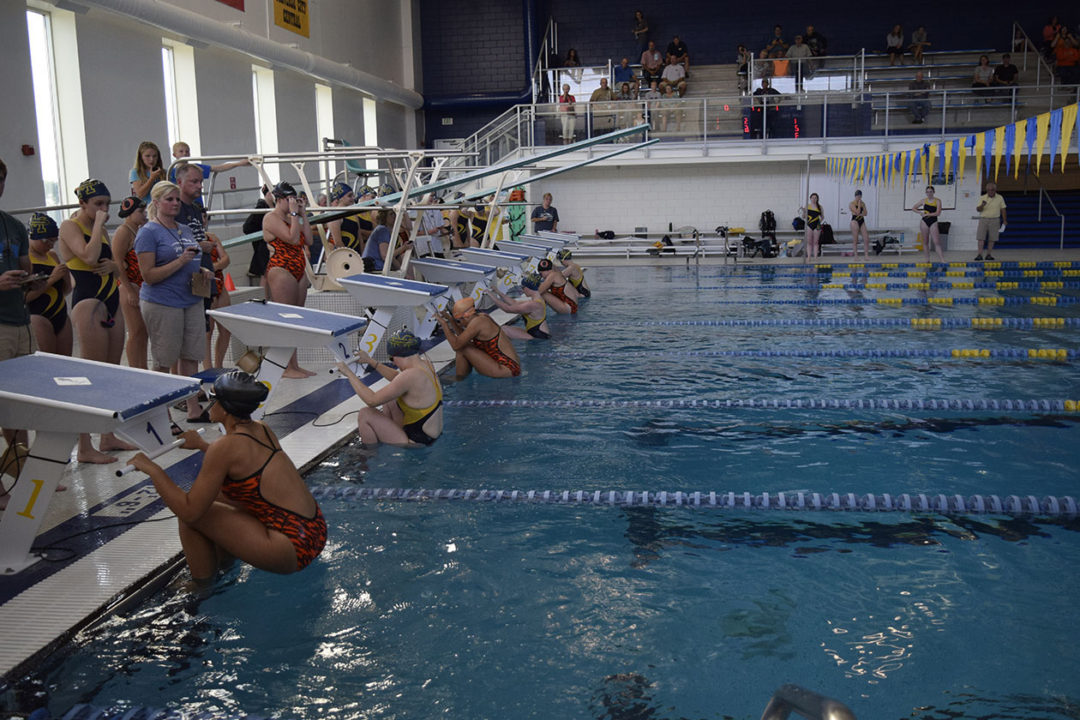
[580,318,1079,328]
[721,261,1079,271]
[526,348,1078,360]
[51,706,287,720]
[674,296,1078,306]
[695,270,1080,280]
[684,282,1080,291]
[441,398,1080,412]
[308,486,1080,518]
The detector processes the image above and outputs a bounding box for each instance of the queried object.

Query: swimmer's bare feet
[78,447,118,464]
[98,433,137,452]
[282,367,308,378]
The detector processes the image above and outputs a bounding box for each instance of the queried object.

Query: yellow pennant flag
[1014,121,1026,178]
[1035,112,1051,175]
[902,150,910,183]
[1062,104,1078,171]
[993,125,1005,180]
[958,140,967,184]
[974,132,986,182]
[943,141,954,180]
[927,145,937,184]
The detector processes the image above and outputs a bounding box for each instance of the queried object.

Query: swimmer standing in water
[435,297,521,379]
[482,272,551,340]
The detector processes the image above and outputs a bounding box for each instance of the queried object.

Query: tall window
[252,65,279,183]
[315,83,334,148]
[161,46,180,150]
[363,97,378,172]
[26,10,65,216]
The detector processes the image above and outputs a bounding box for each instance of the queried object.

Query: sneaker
[985,254,995,261]
[974,254,983,261]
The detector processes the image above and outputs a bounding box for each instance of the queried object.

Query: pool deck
[2,246,1079,682]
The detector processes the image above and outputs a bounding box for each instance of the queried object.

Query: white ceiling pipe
[69,0,424,110]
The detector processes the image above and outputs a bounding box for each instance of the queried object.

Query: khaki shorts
[976,217,1000,246]
[0,322,36,362]
[141,300,204,369]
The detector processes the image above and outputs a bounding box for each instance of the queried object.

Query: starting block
[457,247,533,280]
[207,301,368,419]
[337,274,451,356]
[0,353,200,574]
[538,230,580,243]
[518,233,573,250]
[409,258,498,304]
[494,240,554,261]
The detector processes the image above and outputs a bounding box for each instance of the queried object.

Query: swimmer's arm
[337,361,407,406]
[536,273,556,294]
[208,159,250,174]
[210,237,230,271]
[130,442,227,524]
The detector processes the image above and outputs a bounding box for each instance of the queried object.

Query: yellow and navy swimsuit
[396,366,443,445]
[28,252,69,335]
[806,206,822,230]
[67,219,120,327]
[523,297,549,339]
[470,207,489,244]
[337,214,363,252]
[568,272,591,298]
[921,200,939,227]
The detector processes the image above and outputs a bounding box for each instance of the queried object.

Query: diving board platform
[337,274,451,357]
[409,258,499,303]
[0,354,200,574]
[207,301,368,420]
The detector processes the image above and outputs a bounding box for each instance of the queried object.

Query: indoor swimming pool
[7,264,1080,720]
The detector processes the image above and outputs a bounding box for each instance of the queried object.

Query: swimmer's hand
[94,259,118,275]
[178,431,209,452]
[128,452,160,475]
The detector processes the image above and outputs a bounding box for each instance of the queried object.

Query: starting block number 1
[15,478,45,520]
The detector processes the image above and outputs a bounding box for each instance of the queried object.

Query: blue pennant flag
[1048,108,1063,172]
[1025,116,1037,174]
[1004,123,1015,176]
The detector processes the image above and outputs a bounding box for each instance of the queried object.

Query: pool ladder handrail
[760,683,856,720]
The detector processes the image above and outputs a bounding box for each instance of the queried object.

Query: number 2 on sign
[16,478,45,520]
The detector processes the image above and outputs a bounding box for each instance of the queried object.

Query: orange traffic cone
[224,273,237,292]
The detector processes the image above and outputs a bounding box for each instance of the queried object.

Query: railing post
[1038,189,1043,221]
[702,97,708,144]
[1061,215,1066,251]
[940,89,947,135]
[822,92,828,140]
[884,91,889,138]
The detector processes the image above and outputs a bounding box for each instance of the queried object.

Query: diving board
[409,258,498,303]
[207,301,368,420]
[337,274,451,357]
[0,353,201,574]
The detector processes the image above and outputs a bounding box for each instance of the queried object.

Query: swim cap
[357,185,376,198]
[271,181,297,199]
[378,183,395,197]
[28,213,58,240]
[854,189,863,196]
[329,182,353,203]
[452,296,475,318]
[211,370,269,419]
[556,249,572,262]
[75,179,110,203]
[386,328,421,357]
[118,196,146,219]
[537,258,554,272]
[521,272,542,290]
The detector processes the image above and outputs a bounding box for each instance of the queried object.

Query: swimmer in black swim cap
[209,369,269,419]
[556,248,590,298]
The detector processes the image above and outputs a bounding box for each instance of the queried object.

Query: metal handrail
[1011,20,1057,90]
[1036,186,1067,250]
[760,684,856,720]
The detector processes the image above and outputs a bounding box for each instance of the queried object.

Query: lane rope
[526,348,1077,360]
[309,486,1080,518]
[672,296,1077,306]
[441,398,1080,412]
[684,282,1080,291]
[578,317,1078,328]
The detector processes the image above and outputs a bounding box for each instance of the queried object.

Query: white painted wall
[0,2,44,209]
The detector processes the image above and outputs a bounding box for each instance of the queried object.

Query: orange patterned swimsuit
[124,248,143,286]
[472,332,521,376]
[267,232,307,282]
[221,426,327,571]
[549,283,578,313]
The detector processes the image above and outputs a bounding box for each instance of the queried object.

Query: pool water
[10,264,1080,720]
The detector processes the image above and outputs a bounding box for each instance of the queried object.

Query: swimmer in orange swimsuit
[435,297,521,379]
[262,182,314,377]
[131,370,326,584]
[536,257,579,314]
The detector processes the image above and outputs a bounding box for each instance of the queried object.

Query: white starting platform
[518,234,573,250]
[455,247,533,284]
[207,300,368,419]
[0,353,201,574]
[538,230,580,244]
[409,258,498,303]
[494,240,554,260]
[337,274,451,356]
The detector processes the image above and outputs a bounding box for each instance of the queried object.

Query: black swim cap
[271,181,297,199]
[211,370,269,419]
[537,258,553,272]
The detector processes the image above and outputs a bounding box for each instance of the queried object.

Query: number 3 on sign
[16,478,45,520]
[362,332,377,353]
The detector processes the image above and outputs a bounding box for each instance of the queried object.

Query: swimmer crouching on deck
[336,328,444,446]
[130,370,326,583]
[436,296,521,379]
[482,272,551,340]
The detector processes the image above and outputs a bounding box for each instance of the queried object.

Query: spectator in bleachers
[804,25,828,56]
[590,77,617,132]
[909,26,930,64]
[763,25,787,56]
[751,78,782,138]
[667,35,690,76]
[972,54,994,98]
[771,48,790,78]
[632,10,650,52]
[661,54,688,96]
[616,81,640,131]
[641,40,664,83]
[643,80,662,130]
[736,44,751,94]
[558,83,577,144]
[563,48,581,67]
[886,24,905,66]
[1043,16,1062,59]
[787,34,813,91]
[992,53,1019,96]
[660,84,682,132]
[1052,28,1080,84]
[614,57,636,89]
[908,70,931,123]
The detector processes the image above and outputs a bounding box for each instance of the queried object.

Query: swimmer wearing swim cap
[336,328,444,446]
[482,273,551,340]
[129,369,326,582]
[436,296,521,379]
[535,256,579,314]
[555,249,590,298]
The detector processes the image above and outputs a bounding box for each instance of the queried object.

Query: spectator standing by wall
[558,83,577,144]
[632,10,649,53]
[531,194,559,233]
